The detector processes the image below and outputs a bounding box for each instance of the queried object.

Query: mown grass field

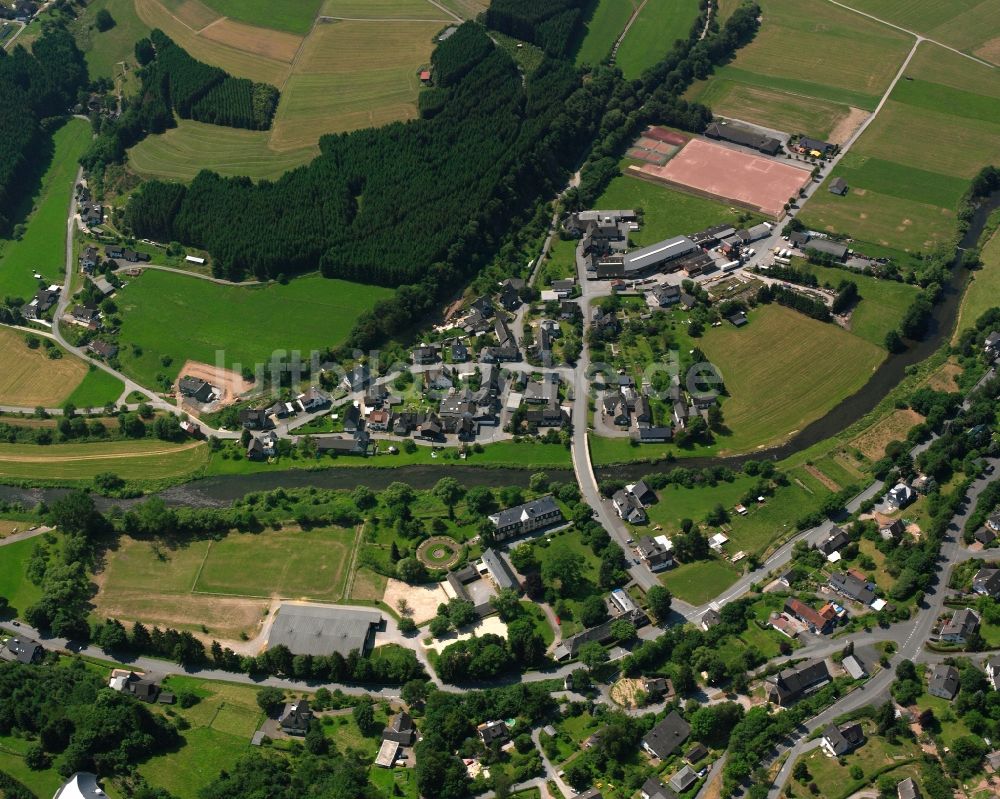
[115,271,393,386]
[955,223,1000,338]
[129,0,444,179]
[791,729,922,799]
[0,328,90,407]
[660,558,739,604]
[138,676,264,799]
[64,366,126,409]
[843,0,1000,64]
[614,0,699,79]
[691,79,853,140]
[696,305,884,454]
[72,0,151,82]
[796,260,921,348]
[0,736,66,799]
[0,440,208,482]
[686,0,912,132]
[0,536,46,616]
[0,118,90,300]
[801,43,1000,253]
[574,0,634,66]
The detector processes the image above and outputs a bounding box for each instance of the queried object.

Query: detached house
[636,536,672,571]
[973,568,1000,597]
[279,699,313,735]
[939,607,980,644]
[642,710,690,760]
[928,664,959,700]
[821,722,864,757]
[765,659,831,706]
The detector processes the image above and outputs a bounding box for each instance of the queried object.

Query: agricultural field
[128,0,446,179]
[574,0,634,66]
[0,439,208,483]
[614,0,699,79]
[795,261,921,348]
[0,328,90,407]
[138,675,265,799]
[842,0,1000,65]
[114,270,393,387]
[696,305,884,454]
[801,44,1000,253]
[686,0,912,132]
[93,526,356,640]
[64,367,127,409]
[0,118,91,301]
[955,223,1000,339]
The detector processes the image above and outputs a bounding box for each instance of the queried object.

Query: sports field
[574,0,634,66]
[129,0,445,179]
[0,118,90,300]
[94,527,356,639]
[955,224,1000,339]
[115,270,393,386]
[636,138,811,217]
[801,43,1000,252]
[696,304,884,453]
[841,0,1000,65]
[614,0,699,79]
[0,328,90,407]
[685,0,912,132]
[0,440,208,482]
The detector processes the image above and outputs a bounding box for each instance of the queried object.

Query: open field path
[317,16,453,22]
[0,525,53,547]
[824,0,998,70]
[610,0,648,63]
[0,441,203,463]
[113,263,264,287]
[422,0,463,23]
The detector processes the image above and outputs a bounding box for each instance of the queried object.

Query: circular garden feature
[416,536,462,570]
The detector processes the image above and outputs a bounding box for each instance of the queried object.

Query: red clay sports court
[634,138,812,218]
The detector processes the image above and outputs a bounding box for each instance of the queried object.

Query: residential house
[765,659,831,706]
[928,664,959,700]
[246,437,265,461]
[342,403,362,433]
[498,279,524,311]
[897,777,921,799]
[258,430,278,458]
[315,431,372,456]
[71,304,100,326]
[785,597,832,634]
[636,536,673,571]
[87,340,118,360]
[642,710,691,760]
[79,246,99,272]
[886,483,915,509]
[179,420,202,438]
[829,572,877,606]
[105,244,125,259]
[973,568,1000,597]
[525,400,567,428]
[551,278,576,297]
[560,300,580,320]
[178,376,213,403]
[0,637,43,664]
[821,722,864,757]
[842,655,867,680]
[297,387,331,413]
[22,287,59,320]
[685,743,708,765]
[412,345,438,365]
[477,720,510,746]
[642,676,674,701]
[341,364,371,392]
[669,766,697,793]
[631,426,672,443]
[279,699,313,735]
[634,396,653,427]
[382,712,416,745]
[640,777,677,799]
[450,342,469,363]
[985,654,1000,690]
[552,608,649,661]
[487,495,564,541]
[978,527,999,546]
[648,283,681,308]
[109,671,174,704]
[53,773,106,799]
[239,408,269,430]
[939,608,980,644]
[471,295,494,318]
[603,392,629,427]
[817,526,850,556]
[983,331,1000,360]
[880,519,905,541]
[615,490,647,523]
[987,511,1000,534]
[367,409,391,431]
[700,608,721,630]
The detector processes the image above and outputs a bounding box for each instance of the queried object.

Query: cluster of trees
[200,750,378,799]
[0,659,178,780]
[756,282,831,322]
[831,279,859,314]
[124,24,599,294]
[756,263,819,287]
[958,165,1000,235]
[189,77,279,130]
[485,0,586,57]
[0,25,88,235]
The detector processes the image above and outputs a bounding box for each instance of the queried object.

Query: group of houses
[22,284,61,321]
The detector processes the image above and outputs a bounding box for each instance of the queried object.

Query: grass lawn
[519,600,555,646]
[115,271,393,387]
[64,366,126,409]
[139,675,265,799]
[0,118,91,301]
[660,558,739,605]
[369,768,419,799]
[615,0,700,79]
[791,728,922,799]
[200,0,323,34]
[913,689,980,749]
[0,439,209,483]
[696,305,884,453]
[574,0,634,66]
[0,536,46,616]
[795,260,921,348]
[0,737,66,799]
[955,223,1000,339]
[529,529,603,636]
[0,327,90,407]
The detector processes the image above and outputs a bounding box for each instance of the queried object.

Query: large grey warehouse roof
[623,236,697,273]
[268,604,382,657]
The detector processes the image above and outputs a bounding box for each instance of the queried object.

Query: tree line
[485,0,586,57]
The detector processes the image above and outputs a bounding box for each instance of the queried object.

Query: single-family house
[297,386,331,413]
[87,340,118,360]
[880,519,905,541]
[817,526,850,556]
[928,664,959,700]
[178,376,213,403]
[765,659,831,706]
[636,536,673,570]
[279,699,313,735]
[477,720,510,746]
[412,345,438,365]
[642,710,690,760]
[886,483,915,509]
[382,712,416,745]
[897,777,921,799]
[0,637,43,664]
[640,777,677,799]
[341,364,371,392]
[700,608,721,630]
[669,766,697,793]
[239,408,269,430]
[79,246,99,272]
[53,773,106,799]
[939,607,980,644]
[785,598,832,634]
[821,722,864,757]
[985,654,1000,690]
[828,572,877,606]
[973,568,1000,597]
[614,491,646,524]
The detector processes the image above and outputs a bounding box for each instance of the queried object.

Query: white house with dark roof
[487,495,563,541]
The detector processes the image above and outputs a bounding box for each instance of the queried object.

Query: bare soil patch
[851,408,924,461]
[177,360,253,408]
[974,36,1000,66]
[827,106,868,145]
[922,359,962,392]
[200,18,303,63]
[610,677,645,708]
[804,464,840,492]
[383,577,449,624]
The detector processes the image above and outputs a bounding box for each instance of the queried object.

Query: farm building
[804,238,848,260]
[829,177,848,195]
[705,121,781,155]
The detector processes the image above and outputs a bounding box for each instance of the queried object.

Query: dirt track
[0,441,202,462]
[177,360,254,407]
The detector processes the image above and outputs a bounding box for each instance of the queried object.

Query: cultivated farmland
[129,0,446,178]
[686,0,912,131]
[0,440,209,482]
[614,0,699,79]
[696,304,884,454]
[0,328,90,407]
[115,271,393,386]
[0,119,91,300]
[800,43,1000,253]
